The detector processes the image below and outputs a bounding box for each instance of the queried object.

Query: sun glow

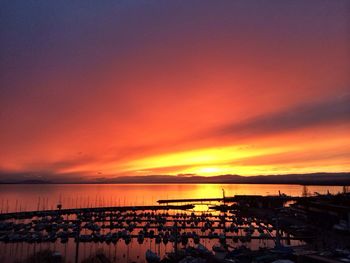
[97,133,350,177]
[114,145,289,176]
[195,167,223,175]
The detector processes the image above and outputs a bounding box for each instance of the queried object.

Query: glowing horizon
[0,1,349,182]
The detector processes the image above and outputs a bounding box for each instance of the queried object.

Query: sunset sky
[1,0,350,182]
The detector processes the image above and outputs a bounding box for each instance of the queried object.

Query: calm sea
[0,183,344,213]
[0,184,345,262]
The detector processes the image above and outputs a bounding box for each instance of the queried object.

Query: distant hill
[96,172,350,185]
[1,172,349,185]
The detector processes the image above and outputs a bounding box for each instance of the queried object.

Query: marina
[2,0,349,261]
[0,185,349,262]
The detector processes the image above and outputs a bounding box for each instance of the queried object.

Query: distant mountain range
[1,172,349,185]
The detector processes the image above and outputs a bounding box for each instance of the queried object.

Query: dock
[1,192,349,263]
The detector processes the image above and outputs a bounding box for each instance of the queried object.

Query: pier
[1,192,349,263]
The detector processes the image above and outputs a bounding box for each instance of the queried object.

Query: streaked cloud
[207,93,350,139]
[0,1,349,179]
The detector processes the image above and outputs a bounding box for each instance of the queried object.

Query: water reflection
[1,184,344,263]
[0,184,344,213]
[0,209,302,263]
